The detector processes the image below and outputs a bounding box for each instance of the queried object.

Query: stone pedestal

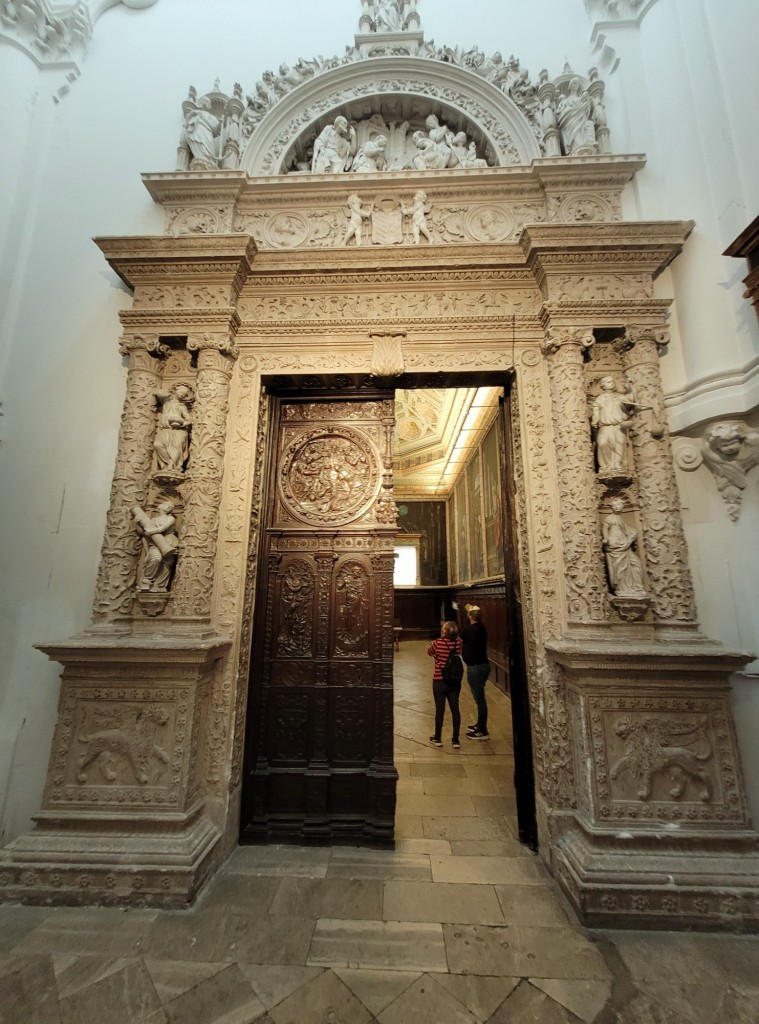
[549,640,759,930]
[0,633,230,907]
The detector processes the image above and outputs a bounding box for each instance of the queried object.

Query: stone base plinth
[0,630,231,908]
[0,806,221,908]
[555,827,759,931]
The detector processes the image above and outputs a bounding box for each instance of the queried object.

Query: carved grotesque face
[708,425,742,459]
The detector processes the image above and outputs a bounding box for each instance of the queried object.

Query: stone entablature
[143,156,644,248]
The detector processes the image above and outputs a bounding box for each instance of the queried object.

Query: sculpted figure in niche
[590,376,637,475]
[557,78,596,155]
[343,193,374,246]
[153,384,193,475]
[133,503,179,593]
[372,0,404,31]
[352,135,388,173]
[411,131,447,170]
[602,498,647,598]
[402,190,432,244]
[179,97,220,169]
[311,115,358,173]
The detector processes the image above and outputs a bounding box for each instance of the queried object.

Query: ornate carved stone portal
[1,4,757,930]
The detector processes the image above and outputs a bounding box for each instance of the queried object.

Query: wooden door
[241,394,398,843]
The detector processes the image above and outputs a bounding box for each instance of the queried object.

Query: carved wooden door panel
[241,394,398,843]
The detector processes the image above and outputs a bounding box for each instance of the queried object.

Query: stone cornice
[95,234,258,291]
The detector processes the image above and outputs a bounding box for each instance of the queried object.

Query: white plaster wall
[0,0,757,840]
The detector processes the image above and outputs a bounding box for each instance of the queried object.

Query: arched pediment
[239,56,542,176]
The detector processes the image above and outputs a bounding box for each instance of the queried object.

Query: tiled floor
[1,641,757,1022]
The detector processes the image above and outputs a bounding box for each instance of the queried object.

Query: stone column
[620,327,697,624]
[93,333,165,620]
[541,326,607,623]
[171,334,237,620]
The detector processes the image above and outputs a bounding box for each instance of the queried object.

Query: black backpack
[442,645,464,688]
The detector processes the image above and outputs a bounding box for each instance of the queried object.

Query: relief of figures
[343,193,375,245]
[287,437,372,518]
[335,562,370,655]
[277,561,314,657]
[76,706,171,785]
[610,715,714,802]
[312,115,358,173]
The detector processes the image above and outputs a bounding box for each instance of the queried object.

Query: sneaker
[452,739,461,749]
[467,729,489,740]
[429,736,443,748]
[466,725,478,734]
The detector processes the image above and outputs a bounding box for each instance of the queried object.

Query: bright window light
[394,544,418,586]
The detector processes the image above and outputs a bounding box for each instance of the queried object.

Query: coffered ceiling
[393,386,503,499]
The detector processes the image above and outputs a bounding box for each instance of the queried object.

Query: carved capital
[541,326,595,357]
[370,333,406,378]
[620,324,669,355]
[118,334,167,359]
[186,333,238,360]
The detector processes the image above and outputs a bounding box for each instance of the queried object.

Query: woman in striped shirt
[427,621,463,749]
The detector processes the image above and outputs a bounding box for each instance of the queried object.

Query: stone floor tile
[509,926,611,980]
[378,973,479,1024]
[143,959,227,1005]
[335,967,420,1016]
[161,963,267,1024]
[396,778,425,794]
[267,876,384,919]
[0,905,51,952]
[394,814,424,838]
[394,838,452,856]
[493,885,572,926]
[471,796,516,819]
[432,974,520,1022]
[531,977,611,1022]
[269,967,373,1024]
[431,855,548,886]
[488,979,584,1023]
[611,991,693,1024]
[141,910,233,963]
[716,984,759,1024]
[605,931,759,989]
[383,881,505,926]
[225,845,331,877]
[327,849,432,881]
[422,816,513,841]
[197,873,281,913]
[53,955,131,1000]
[409,762,467,778]
[236,964,323,1010]
[394,761,412,775]
[450,840,527,858]
[0,954,61,1024]
[308,919,448,973]
[14,908,155,958]
[442,924,519,976]
[217,912,316,966]
[395,794,477,817]
[422,777,496,797]
[58,958,161,1024]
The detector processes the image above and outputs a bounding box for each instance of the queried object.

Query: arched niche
[240,56,541,176]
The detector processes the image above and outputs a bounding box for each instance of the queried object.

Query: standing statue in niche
[402,190,432,244]
[179,97,221,169]
[311,115,358,173]
[153,384,193,479]
[424,113,455,167]
[342,193,374,245]
[371,0,404,31]
[557,78,596,155]
[590,376,638,476]
[602,498,647,598]
[133,503,179,593]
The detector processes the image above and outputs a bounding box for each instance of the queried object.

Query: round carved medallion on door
[279,427,380,526]
[465,205,514,242]
[264,212,310,248]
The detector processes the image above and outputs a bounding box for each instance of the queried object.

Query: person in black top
[460,605,490,739]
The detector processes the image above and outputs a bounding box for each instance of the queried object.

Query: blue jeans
[466,662,490,733]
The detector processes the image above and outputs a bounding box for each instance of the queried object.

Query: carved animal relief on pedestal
[76,706,171,787]
[609,714,714,803]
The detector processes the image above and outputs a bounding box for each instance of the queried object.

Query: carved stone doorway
[240,374,536,850]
